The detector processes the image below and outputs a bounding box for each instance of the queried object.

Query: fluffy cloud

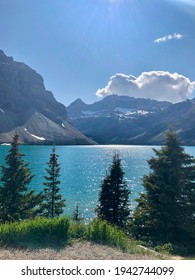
[96,71,195,103]
[154,33,184,43]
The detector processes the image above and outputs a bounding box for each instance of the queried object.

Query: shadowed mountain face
[67,95,195,145]
[0,50,95,145]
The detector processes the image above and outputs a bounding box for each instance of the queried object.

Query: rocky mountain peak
[70,98,86,107]
[0,50,95,145]
[67,94,171,120]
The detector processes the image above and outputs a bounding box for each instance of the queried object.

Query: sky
[0,0,195,105]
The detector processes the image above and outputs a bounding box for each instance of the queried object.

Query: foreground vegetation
[0,217,147,256]
[0,129,195,257]
[0,217,192,259]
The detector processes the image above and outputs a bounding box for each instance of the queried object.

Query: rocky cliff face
[0,50,95,144]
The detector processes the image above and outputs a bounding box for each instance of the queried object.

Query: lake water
[1,145,195,220]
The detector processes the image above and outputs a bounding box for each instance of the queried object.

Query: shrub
[155,243,174,255]
[155,242,195,256]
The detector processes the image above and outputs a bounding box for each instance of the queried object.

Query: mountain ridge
[67,95,195,145]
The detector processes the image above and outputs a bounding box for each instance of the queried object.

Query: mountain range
[0,50,95,145]
[67,95,195,145]
[1,48,195,146]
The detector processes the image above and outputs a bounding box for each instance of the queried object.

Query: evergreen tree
[42,146,65,218]
[72,202,82,222]
[96,153,130,228]
[0,133,42,222]
[131,129,195,246]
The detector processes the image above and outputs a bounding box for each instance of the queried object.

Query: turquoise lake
[1,145,195,220]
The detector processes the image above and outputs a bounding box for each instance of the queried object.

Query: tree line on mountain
[0,130,194,254]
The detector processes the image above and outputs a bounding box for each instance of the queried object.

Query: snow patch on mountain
[30,134,45,141]
[24,128,45,141]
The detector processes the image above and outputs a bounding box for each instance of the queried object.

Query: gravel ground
[0,241,156,260]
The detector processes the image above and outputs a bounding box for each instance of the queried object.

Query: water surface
[1,145,194,219]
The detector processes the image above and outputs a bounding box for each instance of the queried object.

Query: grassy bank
[0,217,147,256]
[0,217,191,259]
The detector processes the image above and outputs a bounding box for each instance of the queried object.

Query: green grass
[87,219,130,251]
[0,216,70,248]
[69,218,145,255]
[0,217,160,257]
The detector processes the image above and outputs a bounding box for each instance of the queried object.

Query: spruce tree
[131,129,195,246]
[0,133,42,222]
[72,202,82,222]
[42,146,65,218]
[96,153,130,228]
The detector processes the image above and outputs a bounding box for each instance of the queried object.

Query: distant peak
[70,98,86,106]
[75,98,84,103]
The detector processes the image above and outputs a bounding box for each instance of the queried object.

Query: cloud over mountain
[96,71,195,103]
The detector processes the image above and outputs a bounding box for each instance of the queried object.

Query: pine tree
[96,153,130,228]
[131,129,195,246]
[0,133,42,222]
[42,146,65,218]
[72,202,82,222]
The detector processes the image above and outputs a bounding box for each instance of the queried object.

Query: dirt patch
[0,241,156,260]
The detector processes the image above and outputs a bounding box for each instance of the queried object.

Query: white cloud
[96,71,195,103]
[154,33,184,43]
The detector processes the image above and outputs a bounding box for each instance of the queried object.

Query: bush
[155,243,174,255]
[155,242,195,256]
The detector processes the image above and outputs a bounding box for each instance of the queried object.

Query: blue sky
[0,0,195,105]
